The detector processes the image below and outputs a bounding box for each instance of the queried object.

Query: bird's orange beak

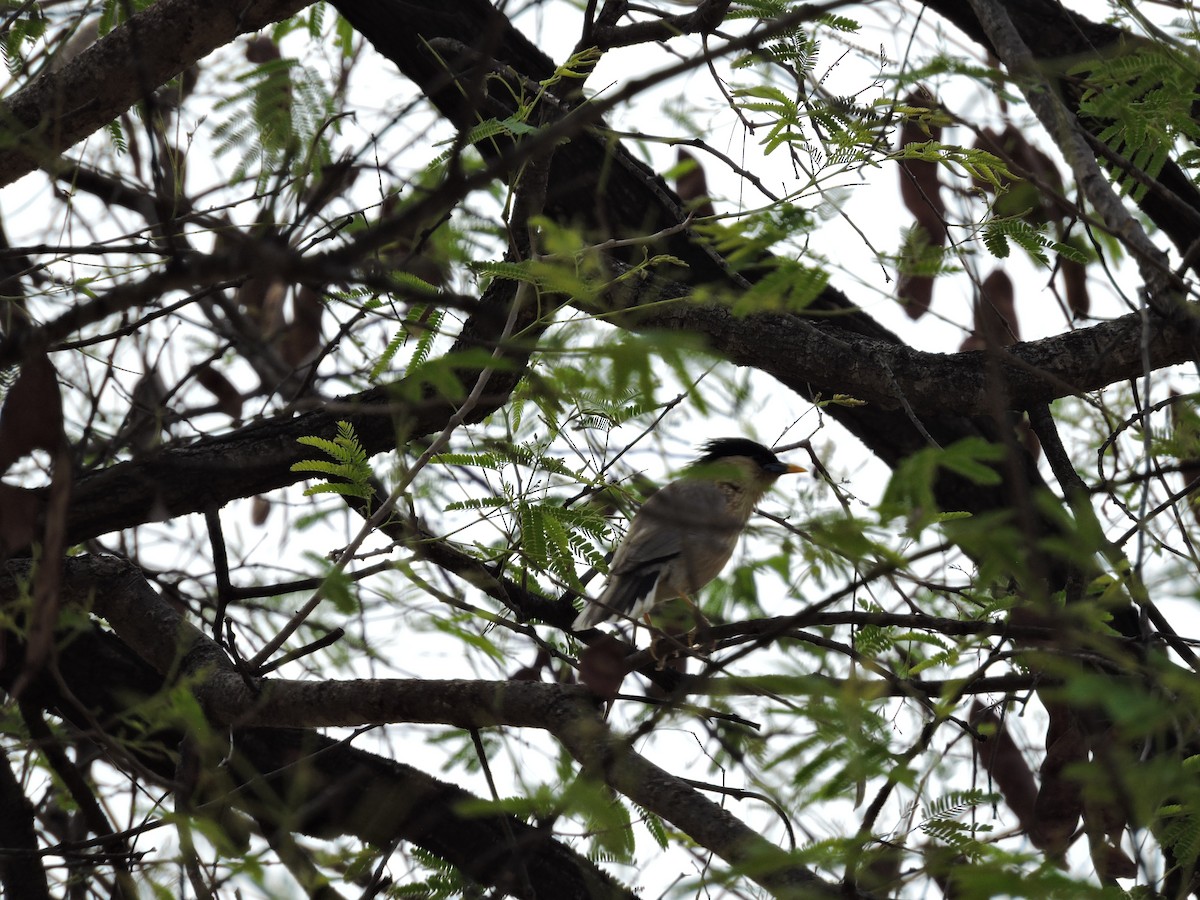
[785,464,806,474]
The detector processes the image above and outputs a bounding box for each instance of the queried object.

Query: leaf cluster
[981,218,1090,267]
[292,420,374,501]
[212,56,338,189]
[1073,46,1200,200]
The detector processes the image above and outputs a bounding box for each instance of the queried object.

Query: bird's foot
[649,632,679,669]
[648,626,692,670]
[686,609,714,654]
[647,626,714,670]
[685,624,714,654]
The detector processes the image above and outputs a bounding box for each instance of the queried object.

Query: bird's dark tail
[572,569,659,629]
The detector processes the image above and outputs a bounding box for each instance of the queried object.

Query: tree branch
[965,0,1185,318]
[0,556,639,900]
[0,0,307,187]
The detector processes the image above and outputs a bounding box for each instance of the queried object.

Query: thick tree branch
[0,0,308,187]
[602,260,1197,414]
[0,752,49,900]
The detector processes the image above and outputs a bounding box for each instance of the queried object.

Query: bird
[572,438,805,631]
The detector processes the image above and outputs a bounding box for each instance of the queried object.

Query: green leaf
[432,615,505,661]
[892,141,1013,192]
[879,438,1005,534]
[292,420,374,501]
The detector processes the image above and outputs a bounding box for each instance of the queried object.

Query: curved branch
[0,0,306,187]
[601,260,1197,414]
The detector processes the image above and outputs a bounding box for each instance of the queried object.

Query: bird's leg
[646,597,712,667]
[680,593,712,647]
[646,616,697,668]
[646,614,671,666]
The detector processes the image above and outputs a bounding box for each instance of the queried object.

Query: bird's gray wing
[608,479,720,573]
[574,480,736,628]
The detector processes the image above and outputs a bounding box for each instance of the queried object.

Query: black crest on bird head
[696,437,787,473]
